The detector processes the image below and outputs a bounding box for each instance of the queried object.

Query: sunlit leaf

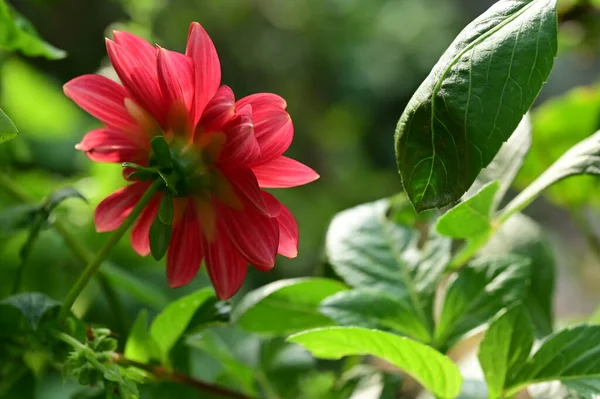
[478,307,534,399]
[0,108,18,145]
[149,287,215,363]
[231,278,347,335]
[395,0,557,211]
[288,327,462,398]
[124,309,158,364]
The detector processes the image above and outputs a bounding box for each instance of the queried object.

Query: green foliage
[501,130,600,220]
[288,326,462,398]
[0,0,65,59]
[124,310,153,364]
[434,255,531,350]
[231,278,347,335]
[0,108,18,145]
[395,0,557,211]
[149,288,216,363]
[481,213,555,336]
[149,217,171,261]
[516,85,600,207]
[478,307,534,399]
[0,292,60,330]
[325,198,451,339]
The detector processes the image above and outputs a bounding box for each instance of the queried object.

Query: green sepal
[158,195,174,225]
[149,218,171,261]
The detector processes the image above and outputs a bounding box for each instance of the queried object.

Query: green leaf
[0,108,18,144]
[505,324,600,395]
[516,85,600,207]
[481,213,555,336]
[0,1,66,59]
[501,130,600,221]
[466,114,532,206]
[149,287,215,363]
[0,292,60,330]
[320,289,431,342]
[325,198,451,337]
[231,278,347,335]
[158,195,173,225]
[124,309,155,364]
[149,218,171,261]
[45,187,87,212]
[478,307,534,399]
[150,136,172,168]
[434,255,531,350]
[394,0,557,212]
[288,327,462,398]
[436,181,500,239]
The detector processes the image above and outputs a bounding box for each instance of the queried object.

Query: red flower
[64,23,318,299]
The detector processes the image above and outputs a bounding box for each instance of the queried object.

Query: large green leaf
[124,309,159,364]
[0,292,60,330]
[500,130,600,221]
[436,181,499,239]
[394,0,557,211]
[478,307,534,399]
[481,213,555,335]
[0,0,65,59]
[434,255,531,350]
[0,108,18,145]
[288,327,462,399]
[516,85,600,207]
[149,288,215,363]
[505,325,600,396]
[320,289,431,342]
[326,198,451,335]
[231,278,347,335]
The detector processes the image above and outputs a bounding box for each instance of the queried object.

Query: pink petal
[157,47,195,114]
[113,31,159,77]
[260,191,283,218]
[218,105,261,166]
[236,93,287,110]
[275,202,299,258]
[75,129,149,163]
[63,75,136,130]
[216,199,279,270]
[106,39,165,125]
[251,156,319,188]
[130,194,161,256]
[198,85,235,133]
[186,22,221,125]
[167,199,203,287]
[250,102,293,164]
[202,225,248,299]
[225,168,271,216]
[94,182,149,232]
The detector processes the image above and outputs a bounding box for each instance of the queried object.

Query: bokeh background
[1,0,600,397]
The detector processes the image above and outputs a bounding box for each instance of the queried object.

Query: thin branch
[113,354,258,399]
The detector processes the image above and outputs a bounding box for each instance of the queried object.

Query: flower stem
[113,354,257,399]
[57,179,162,325]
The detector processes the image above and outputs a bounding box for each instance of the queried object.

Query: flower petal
[186,22,221,124]
[198,85,235,133]
[75,129,149,163]
[203,225,248,299]
[216,198,279,270]
[236,93,287,110]
[157,47,195,115]
[167,199,203,287]
[275,202,299,258]
[113,31,158,77]
[106,39,165,125]
[130,194,161,256]
[94,182,149,232]
[63,75,136,130]
[251,156,319,188]
[218,105,261,166]
[250,102,293,164]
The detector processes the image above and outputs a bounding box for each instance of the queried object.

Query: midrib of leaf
[379,218,430,334]
[420,0,541,201]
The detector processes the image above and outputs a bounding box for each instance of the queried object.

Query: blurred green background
[1,0,600,397]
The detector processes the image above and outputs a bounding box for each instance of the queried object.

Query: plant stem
[113,354,258,399]
[57,179,162,325]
